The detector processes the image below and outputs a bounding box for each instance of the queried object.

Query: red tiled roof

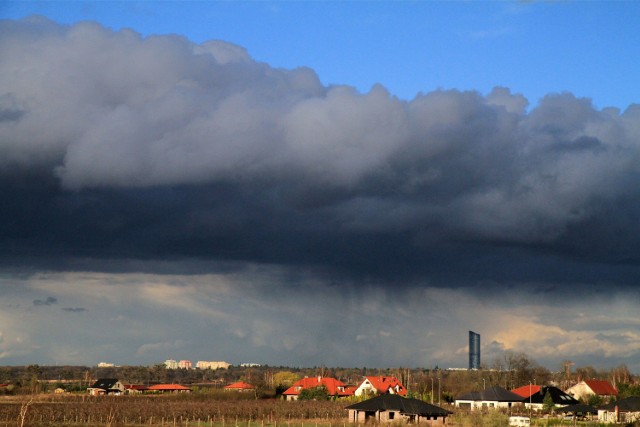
[147,384,191,391]
[363,376,408,396]
[344,385,358,395]
[225,381,255,390]
[512,384,541,398]
[584,380,618,396]
[283,376,352,396]
[125,385,149,391]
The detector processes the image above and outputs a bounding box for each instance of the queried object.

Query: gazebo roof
[557,403,597,414]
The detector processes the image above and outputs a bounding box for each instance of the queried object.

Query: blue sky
[1,2,640,373]
[3,1,640,110]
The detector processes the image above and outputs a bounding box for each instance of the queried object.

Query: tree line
[1,352,638,400]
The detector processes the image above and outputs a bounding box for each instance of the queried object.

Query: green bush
[298,386,330,401]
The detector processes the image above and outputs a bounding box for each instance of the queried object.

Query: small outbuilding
[224,381,256,392]
[346,394,452,425]
[147,384,192,393]
[124,384,149,394]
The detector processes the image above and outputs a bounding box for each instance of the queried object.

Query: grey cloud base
[1,16,640,288]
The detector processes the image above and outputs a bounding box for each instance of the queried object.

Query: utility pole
[563,361,574,389]
[529,381,532,419]
[431,377,434,404]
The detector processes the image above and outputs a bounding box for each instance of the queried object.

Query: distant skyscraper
[469,331,480,370]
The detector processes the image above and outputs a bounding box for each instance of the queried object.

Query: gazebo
[557,403,597,421]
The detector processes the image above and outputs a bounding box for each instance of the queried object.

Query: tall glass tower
[469,331,480,370]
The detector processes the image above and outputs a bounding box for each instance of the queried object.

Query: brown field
[0,394,349,427]
[0,394,614,427]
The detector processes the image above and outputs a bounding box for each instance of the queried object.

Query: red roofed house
[512,385,579,411]
[354,376,408,397]
[512,384,541,399]
[224,381,256,392]
[147,384,192,393]
[125,384,149,394]
[283,376,353,401]
[566,380,618,402]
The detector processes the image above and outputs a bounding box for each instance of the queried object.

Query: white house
[87,378,125,395]
[354,376,407,397]
[566,380,618,402]
[454,386,524,411]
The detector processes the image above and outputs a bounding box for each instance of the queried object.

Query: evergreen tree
[542,391,555,412]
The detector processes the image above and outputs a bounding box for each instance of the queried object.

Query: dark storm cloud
[33,296,57,306]
[62,307,86,313]
[1,16,640,286]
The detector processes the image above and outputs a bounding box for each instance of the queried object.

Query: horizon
[0,362,630,378]
[1,2,639,372]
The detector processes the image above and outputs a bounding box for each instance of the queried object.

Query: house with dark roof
[346,394,452,425]
[87,378,125,395]
[511,385,579,411]
[283,376,353,401]
[565,380,618,402]
[354,376,407,397]
[597,396,640,424]
[454,386,524,411]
